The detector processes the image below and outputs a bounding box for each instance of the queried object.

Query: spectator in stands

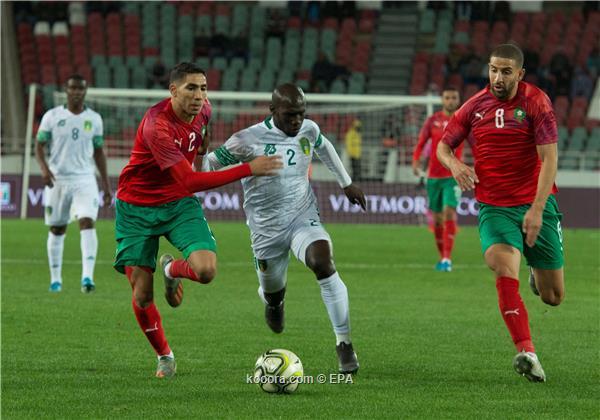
[306,1,321,24]
[460,48,485,87]
[230,32,249,61]
[492,1,511,23]
[266,9,286,39]
[454,1,473,21]
[587,47,600,79]
[149,61,169,89]
[470,2,491,20]
[194,27,211,58]
[321,1,340,18]
[310,52,336,92]
[209,32,230,58]
[570,67,594,101]
[549,48,573,97]
[340,1,357,18]
[345,119,363,181]
[381,113,400,148]
[523,48,541,78]
[446,45,463,75]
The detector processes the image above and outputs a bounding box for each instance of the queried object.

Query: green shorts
[426,177,462,213]
[114,196,216,274]
[478,195,564,270]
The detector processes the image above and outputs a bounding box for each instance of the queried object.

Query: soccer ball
[253,349,303,394]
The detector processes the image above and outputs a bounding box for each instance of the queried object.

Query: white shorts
[43,178,99,226]
[252,205,333,293]
[250,204,332,263]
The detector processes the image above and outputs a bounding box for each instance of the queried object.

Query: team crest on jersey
[256,258,268,272]
[514,107,526,123]
[46,206,52,215]
[264,144,277,155]
[299,137,311,155]
[84,120,92,131]
[58,119,66,127]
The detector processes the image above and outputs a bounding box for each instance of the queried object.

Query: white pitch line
[1,258,471,269]
[1,258,598,270]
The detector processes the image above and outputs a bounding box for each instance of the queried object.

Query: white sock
[318,272,351,344]
[80,228,97,280]
[158,350,174,360]
[257,286,268,305]
[164,262,172,279]
[47,232,65,284]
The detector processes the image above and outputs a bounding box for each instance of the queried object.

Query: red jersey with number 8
[117,98,211,206]
[442,82,558,206]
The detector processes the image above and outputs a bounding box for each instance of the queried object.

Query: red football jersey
[413,111,464,178]
[117,98,212,206]
[442,82,558,206]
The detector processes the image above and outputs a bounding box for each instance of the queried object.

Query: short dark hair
[442,86,459,93]
[490,43,524,68]
[169,62,206,84]
[65,74,86,85]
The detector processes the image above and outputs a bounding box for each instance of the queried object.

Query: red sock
[434,225,444,258]
[132,298,171,356]
[168,259,204,283]
[496,277,535,353]
[125,266,171,356]
[442,220,456,260]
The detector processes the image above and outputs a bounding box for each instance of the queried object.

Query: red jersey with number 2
[117,98,211,206]
[442,82,558,206]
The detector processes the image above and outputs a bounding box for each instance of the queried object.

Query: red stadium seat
[340,18,356,34]
[323,17,338,30]
[197,2,214,16]
[206,69,221,90]
[41,65,56,85]
[287,16,302,29]
[178,2,195,16]
[76,65,93,84]
[215,4,231,16]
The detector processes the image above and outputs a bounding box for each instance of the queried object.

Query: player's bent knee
[194,267,216,284]
[133,290,153,308]
[50,226,67,235]
[540,290,564,306]
[307,258,335,279]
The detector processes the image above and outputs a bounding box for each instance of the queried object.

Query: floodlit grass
[2,219,598,418]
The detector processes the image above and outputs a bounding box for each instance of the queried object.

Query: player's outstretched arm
[169,155,282,193]
[437,142,478,191]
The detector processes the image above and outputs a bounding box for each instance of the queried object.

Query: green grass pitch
[2,219,598,418]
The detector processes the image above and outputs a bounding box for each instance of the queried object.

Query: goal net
[25,88,473,225]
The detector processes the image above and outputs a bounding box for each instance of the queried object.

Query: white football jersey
[205,117,332,236]
[36,105,103,181]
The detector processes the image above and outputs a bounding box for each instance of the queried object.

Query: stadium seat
[557,126,570,150]
[568,127,587,151]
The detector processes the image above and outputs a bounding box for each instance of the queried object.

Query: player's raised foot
[49,282,62,292]
[513,351,546,382]
[81,278,95,293]
[155,355,177,379]
[336,342,359,374]
[160,254,183,308]
[265,301,285,333]
[528,267,540,296]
